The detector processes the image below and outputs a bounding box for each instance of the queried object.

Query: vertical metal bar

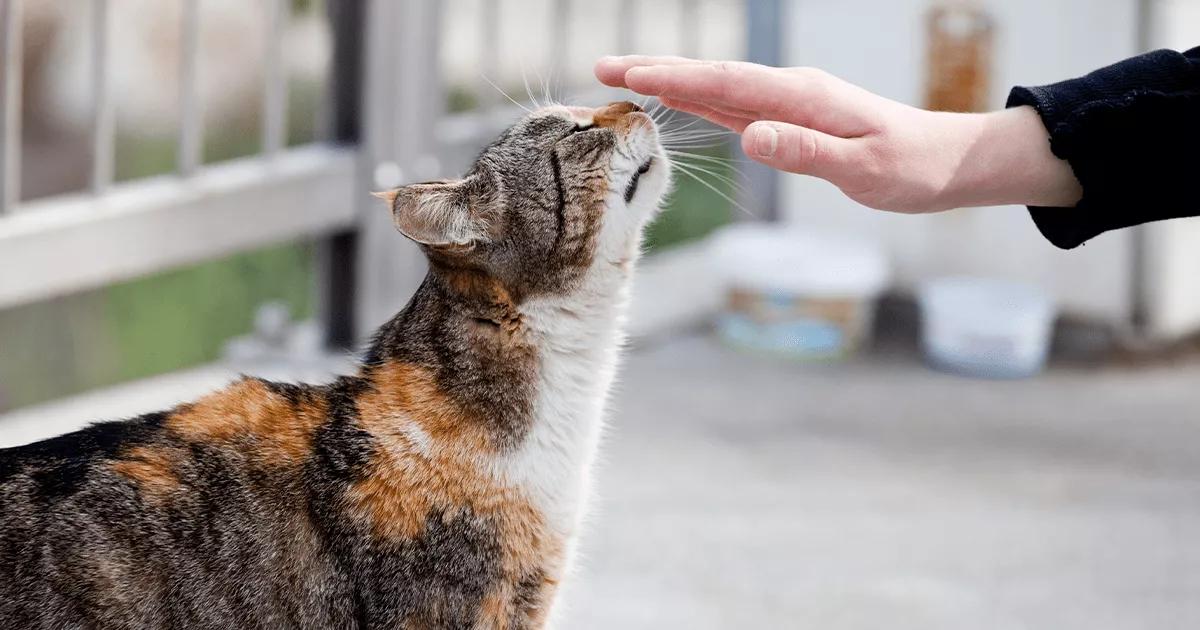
[317,0,366,349]
[1129,0,1158,335]
[262,0,290,157]
[743,0,782,221]
[548,0,569,94]
[355,0,439,335]
[178,0,202,175]
[91,0,115,193]
[0,0,22,213]
[679,0,700,58]
[617,0,636,55]
[478,0,500,108]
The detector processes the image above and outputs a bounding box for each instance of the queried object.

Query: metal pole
[479,0,500,108]
[318,0,367,349]
[91,0,115,193]
[617,0,636,55]
[1129,0,1158,335]
[1,0,23,213]
[679,0,700,59]
[178,0,202,175]
[263,0,290,157]
[548,0,569,96]
[743,0,782,221]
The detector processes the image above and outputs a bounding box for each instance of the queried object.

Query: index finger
[594,55,706,88]
[624,62,873,137]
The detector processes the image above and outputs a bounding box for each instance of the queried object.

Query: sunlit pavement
[560,335,1200,630]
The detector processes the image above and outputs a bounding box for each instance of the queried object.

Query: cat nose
[593,101,645,129]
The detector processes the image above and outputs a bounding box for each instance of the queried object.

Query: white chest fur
[497,269,633,537]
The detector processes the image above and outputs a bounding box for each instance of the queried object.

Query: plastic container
[709,225,889,359]
[918,277,1055,378]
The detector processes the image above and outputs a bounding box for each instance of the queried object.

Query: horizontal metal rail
[0,145,357,309]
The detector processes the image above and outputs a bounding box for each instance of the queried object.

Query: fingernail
[752,125,778,158]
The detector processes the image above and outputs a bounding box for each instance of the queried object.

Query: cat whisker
[659,115,713,138]
[520,62,542,109]
[661,126,733,138]
[665,149,745,166]
[667,152,749,188]
[672,164,749,200]
[663,141,735,151]
[669,160,755,217]
[481,72,533,114]
[661,133,735,145]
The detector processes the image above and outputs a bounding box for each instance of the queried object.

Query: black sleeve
[1006,47,1200,249]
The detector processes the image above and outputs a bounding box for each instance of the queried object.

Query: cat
[0,100,669,629]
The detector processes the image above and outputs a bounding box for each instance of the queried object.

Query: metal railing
[0,0,778,344]
[0,0,357,314]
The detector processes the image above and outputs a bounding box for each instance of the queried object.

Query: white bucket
[918,277,1055,378]
[709,224,889,359]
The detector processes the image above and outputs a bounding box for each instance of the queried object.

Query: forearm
[938,107,1082,210]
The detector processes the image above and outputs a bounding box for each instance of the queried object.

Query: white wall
[780,0,1140,321]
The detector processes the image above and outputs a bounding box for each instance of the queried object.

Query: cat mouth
[623,158,654,203]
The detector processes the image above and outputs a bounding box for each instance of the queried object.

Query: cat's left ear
[372,178,489,247]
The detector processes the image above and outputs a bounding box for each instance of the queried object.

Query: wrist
[938,107,1082,209]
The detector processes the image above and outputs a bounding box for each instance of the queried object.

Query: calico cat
[0,100,669,629]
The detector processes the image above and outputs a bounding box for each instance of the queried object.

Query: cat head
[376,101,669,301]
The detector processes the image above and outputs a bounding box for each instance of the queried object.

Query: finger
[594,55,705,87]
[658,97,753,133]
[660,96,757,121]
[626,62,873,136]
[741,120,861,182]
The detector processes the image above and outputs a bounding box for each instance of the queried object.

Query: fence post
[353,0,443,338]
[316,0,366,349]
[1,0,23,213]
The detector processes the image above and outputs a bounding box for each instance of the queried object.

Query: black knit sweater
[1006,47,1200,249]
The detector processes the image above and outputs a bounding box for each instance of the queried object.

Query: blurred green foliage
[646,144,736,251]
[0,80,324,413]
[0,242,314,412]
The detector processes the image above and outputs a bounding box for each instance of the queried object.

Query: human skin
[595,55,1083,213]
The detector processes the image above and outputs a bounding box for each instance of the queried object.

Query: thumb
[741,121,857,182]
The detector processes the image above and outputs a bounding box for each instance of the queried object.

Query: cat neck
[498,261,638,534]
[360,261,634,454]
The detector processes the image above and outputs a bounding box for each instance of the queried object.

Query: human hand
[595,56,1081,213]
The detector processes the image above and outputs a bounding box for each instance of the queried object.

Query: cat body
[0,101,668,629]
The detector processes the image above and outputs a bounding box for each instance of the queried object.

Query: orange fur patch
[111,445,179,497]
[349,361,564,622]
[166,378,325,464]
[592,100,645,135]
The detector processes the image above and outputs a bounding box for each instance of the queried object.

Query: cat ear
[372,179,489,247]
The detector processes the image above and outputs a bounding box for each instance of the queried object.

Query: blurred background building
[1,1,1199,628]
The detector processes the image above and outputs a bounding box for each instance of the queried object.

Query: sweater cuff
[1007,48,1200,135]
[1008,48,1200,249]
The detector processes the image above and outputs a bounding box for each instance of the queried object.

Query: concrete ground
[559,335,1200,630]
[3,334,1200,629]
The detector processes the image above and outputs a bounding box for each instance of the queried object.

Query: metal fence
[0,0,778,348]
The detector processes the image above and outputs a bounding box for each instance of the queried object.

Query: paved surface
[558,336,1200,630]
[4,335,1200,629]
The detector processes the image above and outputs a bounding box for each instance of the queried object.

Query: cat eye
[624,158,654,203]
